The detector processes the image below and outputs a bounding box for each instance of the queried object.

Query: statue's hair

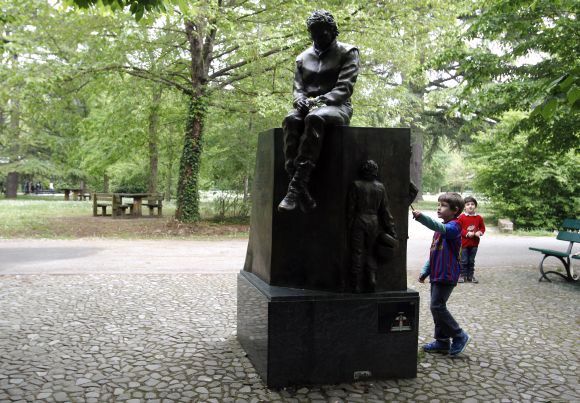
[438,192,465,218]
[361,160,379,179]
[306,10,339,37]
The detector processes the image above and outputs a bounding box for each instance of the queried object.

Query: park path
[0,212,575,275]
[1,213,578,402]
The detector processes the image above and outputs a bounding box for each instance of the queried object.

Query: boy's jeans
[461,246,478,278]
[430,283,462,340]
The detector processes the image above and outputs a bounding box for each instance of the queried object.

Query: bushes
[468,112,579,229]
[108,162,148,193]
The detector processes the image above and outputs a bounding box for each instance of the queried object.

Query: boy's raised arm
[414,212,446,234]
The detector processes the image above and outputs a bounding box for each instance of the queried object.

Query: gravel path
[0,269,578,402]
[1,212,578,402]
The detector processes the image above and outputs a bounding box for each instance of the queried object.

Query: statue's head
[361,160,379,180]
[306,10,339,50]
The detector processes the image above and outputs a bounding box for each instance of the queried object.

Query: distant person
[458,196,486,283]
[49,182,54,191]
[413,192,471,356]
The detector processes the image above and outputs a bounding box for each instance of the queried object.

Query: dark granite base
[237,271,419,388]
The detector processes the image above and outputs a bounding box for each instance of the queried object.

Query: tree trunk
[165,162,173,202]
[148,87,162,194]
[103,174,109,193]
[6,172,19,198]
[410,128,424,201]
[175,96,206,221]
[175,18,214,221]
[243,176,249,202]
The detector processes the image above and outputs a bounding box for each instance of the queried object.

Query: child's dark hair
[464,195,478,207]
[438,192,465,218]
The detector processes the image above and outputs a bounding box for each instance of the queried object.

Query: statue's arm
[379,187,398,238]
[292,59,308,109]
[318,48,360,106]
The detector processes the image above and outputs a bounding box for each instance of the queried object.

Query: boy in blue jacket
[412,192,470,356]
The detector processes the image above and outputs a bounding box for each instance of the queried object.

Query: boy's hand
[475,231,483,237]
[412,210,422,220]
[467,231,474,238]
[418,276,426,283]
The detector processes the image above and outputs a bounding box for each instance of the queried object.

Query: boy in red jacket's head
[457,196,486,283]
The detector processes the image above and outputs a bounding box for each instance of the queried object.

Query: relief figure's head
[306,10,339,51]
[361,160,379,180]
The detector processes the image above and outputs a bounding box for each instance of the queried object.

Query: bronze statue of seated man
[278,10,360,213]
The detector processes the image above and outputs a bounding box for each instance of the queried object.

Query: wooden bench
[92,193,131,217]
[143,193,163,217]
[529,218,580,282]
[79,193,92,201]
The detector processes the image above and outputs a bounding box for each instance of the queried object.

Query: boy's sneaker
[457,275,466,283]
[422,339,450,354]
[450,331,471,356]
[469,276,479,283]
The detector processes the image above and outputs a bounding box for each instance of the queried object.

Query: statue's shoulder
[296,46,315,62]
[337,42,358,54]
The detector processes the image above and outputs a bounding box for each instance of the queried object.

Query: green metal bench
[529,218,580,282]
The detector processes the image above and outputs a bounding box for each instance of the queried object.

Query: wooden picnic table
[92,193,163,218]
[115,193,149,218]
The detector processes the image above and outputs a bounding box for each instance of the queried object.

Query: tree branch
[208,44,293,79]
[213,58,290,89]
[76,65,193,95]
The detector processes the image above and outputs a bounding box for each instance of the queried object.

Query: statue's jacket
[293,40,359,108]
[347,180,397,240]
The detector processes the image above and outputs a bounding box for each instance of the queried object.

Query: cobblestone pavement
[0,267,578,402]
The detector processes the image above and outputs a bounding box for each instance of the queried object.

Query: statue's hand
[308,97,326,111]
[296,99,310,114]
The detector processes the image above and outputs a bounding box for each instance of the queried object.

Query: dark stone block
[237,271,419,388]
[244,127,411,292]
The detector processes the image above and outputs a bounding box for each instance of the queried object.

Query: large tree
[69,0,309,221]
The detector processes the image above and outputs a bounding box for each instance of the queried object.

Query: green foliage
[108,161,148,192]
[468,111,579,229]
[7,0,571,227]
[68,0,165,20]
[435,0,580,152]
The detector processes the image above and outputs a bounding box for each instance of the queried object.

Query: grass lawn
[0,196,249,239]
[1,195,552,239]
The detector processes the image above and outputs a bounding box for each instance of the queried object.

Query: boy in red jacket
[457,196,486,283]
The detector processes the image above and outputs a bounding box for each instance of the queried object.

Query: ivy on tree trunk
[175,96,206,222]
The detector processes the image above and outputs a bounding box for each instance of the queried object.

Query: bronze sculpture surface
[278,10,360,213]
[347,160,398,293]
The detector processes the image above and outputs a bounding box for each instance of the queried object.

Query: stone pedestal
[238,271,419,388]
[238,127,418,387]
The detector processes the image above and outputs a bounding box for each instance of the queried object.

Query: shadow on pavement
[0,247,103,268]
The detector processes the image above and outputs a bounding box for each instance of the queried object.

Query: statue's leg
[282,111,304,178]
[366,218,380,292]
[297,105,350,163]
[291,106,351,212]
[278,111,305,212]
